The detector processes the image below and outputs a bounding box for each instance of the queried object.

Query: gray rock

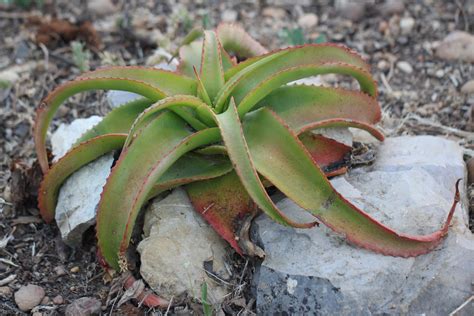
[335,0,370,21]
[252,136,473,315]
[65,297,101,316]
[436,31,474,63]
[137,188,230,304]
[51,116,115,246]
[399,16,415,34]
[298,13,318,29]
[397,61,413,74]
[51,116,102,161]
[379,0,405,16]
[221,9,238,23]
[461,79,474,94]
[14,284,45,312]
[106,90,141,109]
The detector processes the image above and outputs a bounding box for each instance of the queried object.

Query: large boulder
[252,136,473,315]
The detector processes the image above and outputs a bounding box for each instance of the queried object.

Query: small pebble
[70,266,80,273]
[397,61,413,74]
[298,13,318,28]
[377,60,390,71]
[41,296,50,305]
[54,265,67,276]
[221,9,238,23]
[461,80,474,94]
[435,69,444,78]
[14,284,45,312]
[53,295,64,305]
[379,0,405,16]
[0,286,12,297]
[65,297,102,316]
[400,17,415,34]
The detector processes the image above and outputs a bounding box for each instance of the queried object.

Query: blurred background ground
[0,0,473,314]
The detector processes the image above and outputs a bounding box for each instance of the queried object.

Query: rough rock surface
[51,116,114,246]
[65,297,102,316]
[14,284,45,312]
[51,116,102,161]
[137,188,230,304]
[252,136,473,315]
[436,31,474,63]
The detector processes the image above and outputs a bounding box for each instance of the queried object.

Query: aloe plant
[35,24,460,273]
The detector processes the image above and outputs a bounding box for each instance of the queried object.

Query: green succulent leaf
[224,43,371,80]
[235,63,377,116]
[215,99,317,228]
[243,108,458,257]
[199,31,226,101]
[216,23,267,59]
[78,66,197,96]
[96,111,221,270]
[149,153,233,198]
[35,77,167,173]
[258,85,381,125]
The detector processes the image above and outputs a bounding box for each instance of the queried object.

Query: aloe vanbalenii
[36,24,460,272]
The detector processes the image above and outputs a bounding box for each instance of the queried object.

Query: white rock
[51,116,115,246]
[137,188,230,303]
[0,70,20,87]
[335,0,368,21]
[262,7,287,19]
[253,136,472,315]
[397,60,413,74]
[51,116,103,161]
[313,127,353,147]
[14,284,45,312]
[106,90,141,109]
[298,13,318,29]
[87,0,118,16]
[461,79,474,94]
[55,154,114,246]
[221,9,238,23]
[400,16,415,34]
[436,31,474,63]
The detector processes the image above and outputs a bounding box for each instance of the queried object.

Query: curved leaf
[236,63,377,116]
[38,134,127,222]
[216,23,267,59]
[258,85,381,125]
[149,153,233,198]
[96,112,221,270]
[299,133,351,175]
[125,96,215,148]
[78,66,197,95]
[297,118,385,141]
[243,108,458,257]
[35,77,166,173]
[215,99,317,228]
[224,43,371,83]
[186,171,257,254]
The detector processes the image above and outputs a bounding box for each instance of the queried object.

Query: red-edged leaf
[243,107,459,257]
[96,111,221,270]
[35,77,166,173]
[186,171,258,255]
